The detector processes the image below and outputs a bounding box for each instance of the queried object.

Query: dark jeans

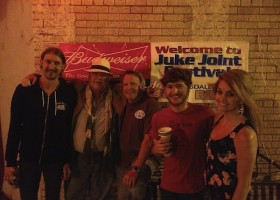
[66,152,114,200]
[117,165,151,200]
[160,187,204,200]
[19,160,63,200]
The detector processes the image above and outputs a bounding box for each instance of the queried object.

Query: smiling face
[40,53,65,80]
[122,74,142,103]
[215,80,240,113]
[88,72,110,93]
[164,81,189,107]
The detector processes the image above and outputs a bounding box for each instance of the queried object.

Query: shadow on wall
[0,120,3,191]
[0,119,10,200]
[0,0,7,22]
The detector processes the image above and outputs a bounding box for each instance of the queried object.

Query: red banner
[59,43,151,82]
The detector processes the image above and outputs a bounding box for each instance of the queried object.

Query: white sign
[151,41,249,103]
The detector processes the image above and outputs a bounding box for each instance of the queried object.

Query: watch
[131,166,140,173]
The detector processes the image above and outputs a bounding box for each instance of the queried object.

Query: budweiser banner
[59,41,249,103]
[59,43,151,81]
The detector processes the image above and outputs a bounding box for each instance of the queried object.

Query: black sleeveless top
[205,116,254,200]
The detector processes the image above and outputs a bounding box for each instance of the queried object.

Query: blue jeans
[66,152,114,200]
[160,187,204,200]
[117,165,151,200]
[19,160,63,200]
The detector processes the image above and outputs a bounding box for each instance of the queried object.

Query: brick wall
[31,0,280,198]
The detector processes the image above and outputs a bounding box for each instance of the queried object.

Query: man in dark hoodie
[4,47,77,200]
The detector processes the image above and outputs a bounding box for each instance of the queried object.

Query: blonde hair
[213,69,262,133]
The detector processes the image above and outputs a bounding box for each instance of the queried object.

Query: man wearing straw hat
[66,57,120,200]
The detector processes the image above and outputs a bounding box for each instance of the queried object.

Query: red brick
[260,7,280,15]
[71,0,81,5]
[82,0,93,5]
[108,36,129,42]
[97,28,118,35]
[109,6,130,13]
[119,28,140,35]
[131,6,152,13]
[87,6,109,13]
[238,7,260,14]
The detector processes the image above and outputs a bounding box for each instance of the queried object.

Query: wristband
[131,166,140,173]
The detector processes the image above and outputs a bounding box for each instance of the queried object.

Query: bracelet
[131,166,140,173]
[35,72,42,77]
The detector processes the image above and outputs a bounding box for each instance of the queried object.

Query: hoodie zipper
[39,92,50,165]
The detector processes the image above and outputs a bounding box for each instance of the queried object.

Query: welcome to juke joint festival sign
[59,41,249,103]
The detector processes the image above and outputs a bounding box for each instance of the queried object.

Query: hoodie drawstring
[41,91,45,107]
[41,90,57,116]
[54,91,57,116]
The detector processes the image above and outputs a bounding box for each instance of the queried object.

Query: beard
[43,69,60,80]
[166,92,188,107]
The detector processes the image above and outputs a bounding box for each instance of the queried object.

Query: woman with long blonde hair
[205,69,261,200]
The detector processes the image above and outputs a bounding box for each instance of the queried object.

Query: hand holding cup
[157,127,173,157]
